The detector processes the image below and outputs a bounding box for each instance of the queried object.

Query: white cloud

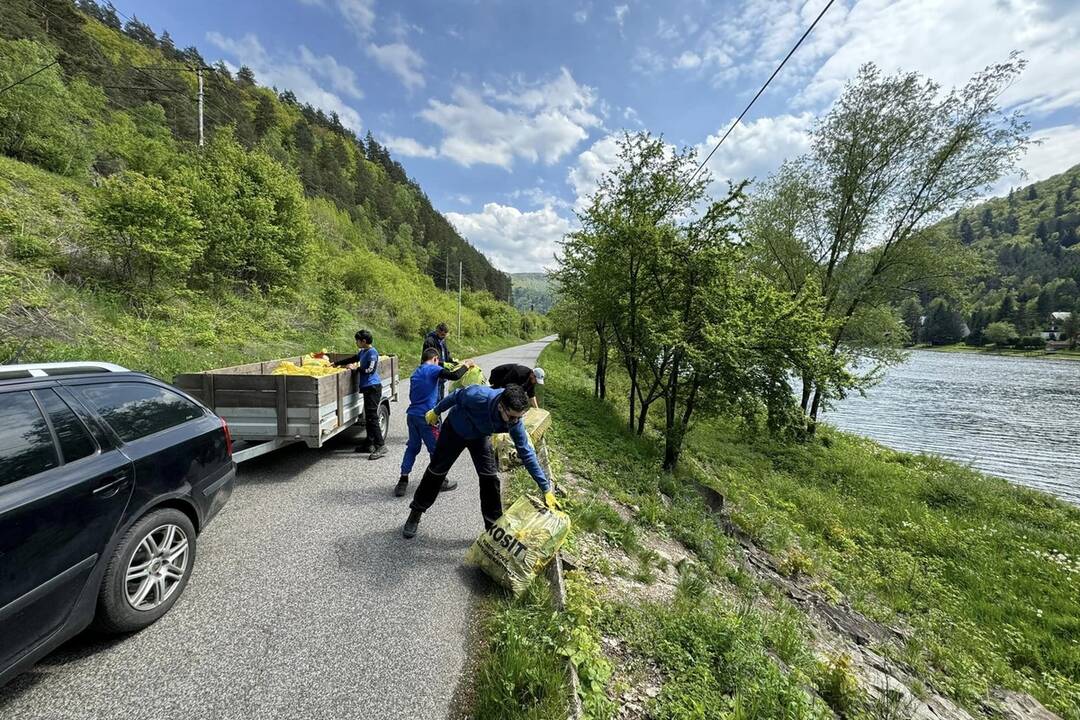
[693,0,1080,118]
[613,4,629,29]
[631,46,666,75]
[366,42,426,91]
[297,0,325,6]
[205,32,363,131]
[623,106,642,126]
[657,18,680,42]
[382,135,438,158]
[509,187,574,210]
[567,115,813,212]
[696,112,814,187]
[418,68,601,169]
[567,134,622,210]
[337,0,376,39]
[574,5,590,23]
[297,45,363,100]
[796,0,1080,115]
[674,51,702,70]
[988,123,1080,197]
[446,203,572,273]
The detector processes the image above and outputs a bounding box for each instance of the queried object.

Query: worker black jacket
[422,331,453,364]
[488,363,536,398]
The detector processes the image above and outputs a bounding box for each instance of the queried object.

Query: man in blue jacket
[333,329,386,460]
[402,383,556,538]
[396,348,474,497]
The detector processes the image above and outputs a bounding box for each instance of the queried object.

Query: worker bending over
[488,364,545,408]
[402,384,556,539]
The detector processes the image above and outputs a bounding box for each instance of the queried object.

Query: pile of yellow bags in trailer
[271,351,344,377]
[465,495,571,596]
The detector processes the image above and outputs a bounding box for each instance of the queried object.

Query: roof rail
[0,361,130,380]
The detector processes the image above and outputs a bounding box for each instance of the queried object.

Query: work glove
[425,409,439,426]
[544,491,560,511]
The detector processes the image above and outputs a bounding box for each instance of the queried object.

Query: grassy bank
[470,345,1080,719]
[917,343,1080,361]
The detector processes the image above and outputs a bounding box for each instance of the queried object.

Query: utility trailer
[174,353,398,463]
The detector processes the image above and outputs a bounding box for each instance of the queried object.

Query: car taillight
[220,417,233,457]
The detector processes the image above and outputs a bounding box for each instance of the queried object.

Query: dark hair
[436,323,449,333]
[499,384,530,413]
[421,347,440,363]
[355,329,373,344]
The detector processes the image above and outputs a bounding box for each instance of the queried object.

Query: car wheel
[379,401,390,441]
[93,508,196,633]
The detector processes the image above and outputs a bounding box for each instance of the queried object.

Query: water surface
[822,350,1080,505]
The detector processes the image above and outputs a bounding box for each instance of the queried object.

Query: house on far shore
[1041,311,1072,341]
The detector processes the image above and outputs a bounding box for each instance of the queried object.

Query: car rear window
[38,389,97,464]
[76,382,205,443]
[0,391,58,485]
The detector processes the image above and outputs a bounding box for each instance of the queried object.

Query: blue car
[0,362,235,686]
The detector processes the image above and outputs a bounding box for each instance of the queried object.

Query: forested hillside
[510,272,556,314]
[0,0,509,298]
[919,163,1080,344]
[0,0,541,377]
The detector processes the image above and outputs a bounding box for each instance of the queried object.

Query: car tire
[93,508,197,634]
[379,401,390,441]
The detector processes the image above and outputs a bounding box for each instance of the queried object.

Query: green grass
[537,344,1080,718]
[471,579,574,720]
[919,343,1080,361]
[0,154,543,379]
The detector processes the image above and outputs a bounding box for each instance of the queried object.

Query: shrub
[87,170,200,298]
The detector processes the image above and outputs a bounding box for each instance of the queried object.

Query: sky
[120,0,1080,274]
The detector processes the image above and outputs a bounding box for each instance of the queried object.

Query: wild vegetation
[471,345,1080,719]
[0,1,544,376]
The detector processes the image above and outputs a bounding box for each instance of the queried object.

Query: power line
[665,0,836,217]
[0,60,59,95]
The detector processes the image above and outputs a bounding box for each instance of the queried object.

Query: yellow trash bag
[445,361,487,391]
[466,495,571,596]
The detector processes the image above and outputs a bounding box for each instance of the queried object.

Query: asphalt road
[0,337,554,720]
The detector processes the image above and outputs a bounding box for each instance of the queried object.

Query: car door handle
[93,474,130,498]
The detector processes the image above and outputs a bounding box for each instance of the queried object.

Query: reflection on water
[822,350,1080,505]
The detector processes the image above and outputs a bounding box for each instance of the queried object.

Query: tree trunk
[594,330,608,399]
[637,400,650,435]
[800,373,813,412]
[807,385,824,437]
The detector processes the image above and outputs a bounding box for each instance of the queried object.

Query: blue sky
[121,0,1080,273]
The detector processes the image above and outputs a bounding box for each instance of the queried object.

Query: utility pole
[196,66,204,147]
[457,261,462,337]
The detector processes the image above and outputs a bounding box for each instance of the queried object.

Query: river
[821,350,1080,505]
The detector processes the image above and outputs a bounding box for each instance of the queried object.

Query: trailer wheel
[379,401,390,441]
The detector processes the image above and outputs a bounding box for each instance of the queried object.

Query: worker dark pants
[362,384,384,448]
[410,421,502,528]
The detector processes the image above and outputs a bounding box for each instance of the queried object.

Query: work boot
[402,509,422,539]
[440,477,458,491]
[395,475,409,497]
[368,445,388,460]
